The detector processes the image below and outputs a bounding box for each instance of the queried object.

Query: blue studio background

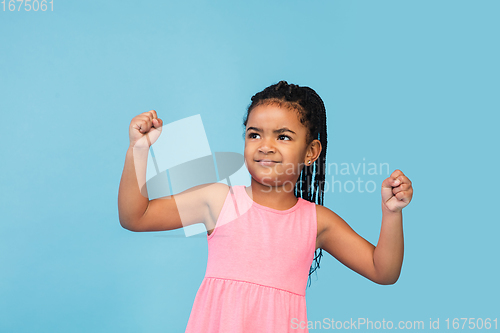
[1,1,499,332]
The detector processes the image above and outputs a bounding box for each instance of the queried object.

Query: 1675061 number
[445,318,497,330]
[2,0,53,11]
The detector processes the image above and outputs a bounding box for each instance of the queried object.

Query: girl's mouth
[255,159,280,166]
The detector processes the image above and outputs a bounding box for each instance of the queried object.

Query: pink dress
[185,185,317,332]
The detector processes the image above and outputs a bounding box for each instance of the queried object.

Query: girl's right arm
[118,110,225,232]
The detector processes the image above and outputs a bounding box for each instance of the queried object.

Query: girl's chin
[251,175,298,188]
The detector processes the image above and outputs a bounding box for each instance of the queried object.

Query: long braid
[243,80,328,287]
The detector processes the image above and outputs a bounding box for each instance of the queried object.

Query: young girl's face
[244,104,312,188]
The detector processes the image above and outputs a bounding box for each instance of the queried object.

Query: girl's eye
[278,135,291,141]
[248,133,260,139]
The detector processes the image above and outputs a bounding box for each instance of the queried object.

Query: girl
[118,81,413,333]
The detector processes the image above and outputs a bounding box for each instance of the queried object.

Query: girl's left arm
[373,169,412,284]
[316,169,413,285]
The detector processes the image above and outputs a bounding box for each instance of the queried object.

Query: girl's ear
[305,139,322,165]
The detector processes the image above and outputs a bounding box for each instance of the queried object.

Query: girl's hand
[129,110,163,149]
[381,169,413,213]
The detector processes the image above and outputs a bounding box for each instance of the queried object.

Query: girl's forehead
[246,104,304,129]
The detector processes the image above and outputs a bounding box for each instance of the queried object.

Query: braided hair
[243,80,328,287]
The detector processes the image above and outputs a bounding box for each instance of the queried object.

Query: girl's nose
[258,140,276,154]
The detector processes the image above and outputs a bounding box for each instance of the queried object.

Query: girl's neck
[245,178,299,211]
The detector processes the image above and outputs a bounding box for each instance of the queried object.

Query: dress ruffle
[186,277,308,333]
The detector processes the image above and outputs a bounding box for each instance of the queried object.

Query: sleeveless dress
[185,185,317,333]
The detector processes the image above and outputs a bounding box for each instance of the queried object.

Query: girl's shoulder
[314,204,347,239]
[203,183,231,232]
[203,182,230,207]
